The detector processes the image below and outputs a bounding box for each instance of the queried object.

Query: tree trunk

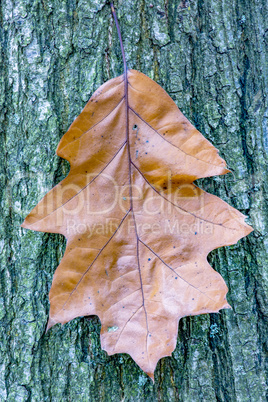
[1,0,267,400]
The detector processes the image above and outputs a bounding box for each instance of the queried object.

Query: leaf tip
[46,318,55,333]
[247,224,254,236]
[147,371,155,383]
[239,219,253,239]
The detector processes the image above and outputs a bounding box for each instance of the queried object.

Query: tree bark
[1,0,267,400]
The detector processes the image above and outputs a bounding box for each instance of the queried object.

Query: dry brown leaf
[22,68,252,379]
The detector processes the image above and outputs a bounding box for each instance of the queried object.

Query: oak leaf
[22,69,252,380]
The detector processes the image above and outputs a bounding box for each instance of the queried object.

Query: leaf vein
[131,161,236,230]
[139,239,215,302]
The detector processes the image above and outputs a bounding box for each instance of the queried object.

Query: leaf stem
[110,2,127,76]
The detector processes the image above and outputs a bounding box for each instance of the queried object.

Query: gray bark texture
[0,0,267,400]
